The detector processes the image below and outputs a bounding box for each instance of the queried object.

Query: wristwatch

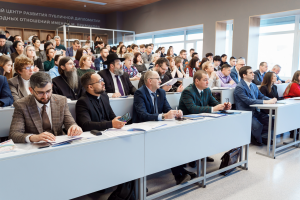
[162,114,165,121]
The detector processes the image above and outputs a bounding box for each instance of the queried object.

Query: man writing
[9,72,82,143]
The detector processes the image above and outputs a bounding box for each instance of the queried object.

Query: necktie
[42,105,51,132]
[151,93,158,114]
[115,75,124,96]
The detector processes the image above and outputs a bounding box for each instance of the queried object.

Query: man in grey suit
[9,72,82,143]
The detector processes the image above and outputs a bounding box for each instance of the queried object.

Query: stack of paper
[197,113,226,118]
[0,140,16,154]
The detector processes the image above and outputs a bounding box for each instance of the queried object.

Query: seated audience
[138,58,183,92]
[213,55,221,71]
[199,57,209,70]
[54,36,66,51]
[117,45,127,58]
[202,61,221,88]
[132,70,193,185]
[74,48,96,70]
[9,72,82,143]
[76,72,127,131]
[216,64,237,88]
[24,45,43,71]
[206,52,214,62]
[139,44,145,54]
[184,57,200,77]
[0,55,13,80]
[192,52,199,59]
[46,34,52,41]
[0,75,13,107]
[0,34,12,55]
[66,40,80,59]
[168,57,185,78]
[11,41,24,63]
[179,50,189,70]
[142,44,153,64]
[8,55,34,101]
[188,48,195,61]
[283,71,300,99]
[94,47,109,70]
[123,53,140,81]
[32,38,46,61]
[166,47,175,58]
[234,66,277,146]
[230,57,245,84]
[49,55,62,79]
[99,54,136,98]
[133,52,147,73]
[220,54,228,66]
[149,53,160,69]
[253,62,268,85]
[39,41,53,63]
[271,64,291,84]
[229,56,237,68]
[43,47,55,71]
[77,55,95,77]
[110,46,117,54]
[52,57,84,100]
[94,41,104,54]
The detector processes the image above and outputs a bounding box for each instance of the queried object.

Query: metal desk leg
[143,177,147,200]
[244,144,249,170]
[196,159,201,185]
[135,179,139,200]
[139,178,144,200]
[238,146,244,169]
[271,109,277,159]
[201,158,206,188]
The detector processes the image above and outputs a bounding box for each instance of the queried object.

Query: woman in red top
[184,57,200,77]
[283,70,300,99]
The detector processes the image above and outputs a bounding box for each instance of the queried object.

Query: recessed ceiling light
[73,0,107,5]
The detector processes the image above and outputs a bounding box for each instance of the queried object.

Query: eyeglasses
[83,52,88,55]
[67,62,76,66]
[23,66,34,71]
[33,88,52,97]
[150,77,161,81]
[27,49,36,52]
[160,66,168,72]
[90,78,104,85]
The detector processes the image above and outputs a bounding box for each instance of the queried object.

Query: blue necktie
[151,93,158,114]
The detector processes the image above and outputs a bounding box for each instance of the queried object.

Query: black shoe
[206,157,214,162]
[262,138,273,145]
[189,161,196,168]
[175,174,191,185]
[184,169,197,179]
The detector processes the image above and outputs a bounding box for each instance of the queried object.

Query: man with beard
[138,57,183,93]
[52,57,84,100]
[76,72,126,131]
[9,72,82,143]
[98,53,136,98]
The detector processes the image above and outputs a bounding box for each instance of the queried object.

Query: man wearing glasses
[230,57,245,84]
[52,57,84,100]
[76,72,126,131]
[98,53,136,98]
[138,57,183,93]
[132,71,196,185]
[9,72,82,143]
[8,54,34,101]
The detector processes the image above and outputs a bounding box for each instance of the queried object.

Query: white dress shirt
[25,99,52,143]
[21,77,30,95]
[196,87,214,113]
[107,70,125,98]
[245,80,252,89]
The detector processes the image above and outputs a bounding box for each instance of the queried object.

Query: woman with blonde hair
[202,61,221,88]
[149,53,160,69]
[23,45,43,71]
[123,53,140,81]
[283,70,300,99]
[0,55,13,80]
[77,55,95,77]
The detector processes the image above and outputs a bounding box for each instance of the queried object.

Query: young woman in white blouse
[202,61,221,88]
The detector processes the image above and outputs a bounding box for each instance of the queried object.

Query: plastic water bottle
[100,60,103,71]
[186,68,189,78]
[193,68,196,77]
[6,52,10,58]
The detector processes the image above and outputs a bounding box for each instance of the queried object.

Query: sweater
[43,59,55,71]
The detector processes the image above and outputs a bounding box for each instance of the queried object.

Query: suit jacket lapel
[120,75,128,95]
[143,85,154,113]
[18,75,28,98]
[106,70,115,92]
[241,80,253,98]
[50,95,60,134]
[192,84,203,106]
[27,95,43,134]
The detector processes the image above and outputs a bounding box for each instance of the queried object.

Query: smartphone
[119,112,131,122]
[90,130,102,136]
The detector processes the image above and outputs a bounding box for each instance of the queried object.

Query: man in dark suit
[253,62,268,85]
[9,72,82,143]
[138,57,183,92]
[178,70,231,163]
[65,40,80,58]
[0,75,14,107]
[0,34,12,55]
[234,66,277,146]
[76,72,126,131]
[53,57,84,100]
[94,47,109,70]
[98,53,136,98]
[230,57,245,84]
[133,70,196,185]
